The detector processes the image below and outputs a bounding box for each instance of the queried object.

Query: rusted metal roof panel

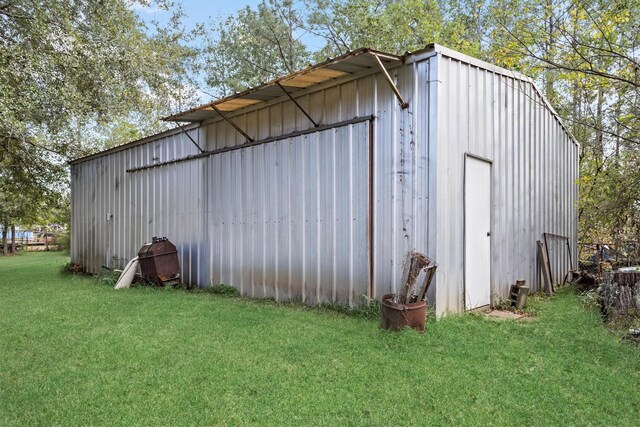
[163,48,402,123]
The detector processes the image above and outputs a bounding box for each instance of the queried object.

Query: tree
[0,0,199,241]
[306,0,444,58]
[203,0,310,97]
[488,0,639,241]
[0,134,65,253]
[304,0,499,60]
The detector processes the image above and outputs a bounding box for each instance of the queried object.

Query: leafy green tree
[304,0,496,59]
[203,0,310,96]
[0,0,198,242]
[488,0,639,242]
[307,0,444,57]
[0,134,65,253]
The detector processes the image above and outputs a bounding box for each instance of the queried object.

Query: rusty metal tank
[137,237,181,286]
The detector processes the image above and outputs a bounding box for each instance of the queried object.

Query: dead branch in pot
[398,250,431,304]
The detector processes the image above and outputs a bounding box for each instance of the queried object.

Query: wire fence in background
[578,241,640,280]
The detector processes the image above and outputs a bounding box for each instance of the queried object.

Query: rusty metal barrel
[137,237,181,286]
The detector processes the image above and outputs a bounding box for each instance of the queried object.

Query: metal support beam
[175,122,204,153]
[276,82,319,127]
[127,115,374,173]
[211,104,254,142]
[370,53,409,109]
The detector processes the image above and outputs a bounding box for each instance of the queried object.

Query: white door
[464,155,492,310]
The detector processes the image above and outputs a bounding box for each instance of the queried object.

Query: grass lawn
[1,252,639,426]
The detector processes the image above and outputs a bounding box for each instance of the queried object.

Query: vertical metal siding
[70,60,434,308]
[206,123,370,305]
[71,128,203,275]
[434,55,578,315]
[186,65,434,304]
[70,51,577,314]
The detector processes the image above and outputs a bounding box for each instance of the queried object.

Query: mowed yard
[1,252,638,426]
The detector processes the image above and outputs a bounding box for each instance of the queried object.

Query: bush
[61,262,84,274]
[54,230,70,253]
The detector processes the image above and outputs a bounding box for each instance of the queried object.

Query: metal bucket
[380,293,426,332]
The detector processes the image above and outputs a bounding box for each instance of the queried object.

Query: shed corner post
[428,53,445,316]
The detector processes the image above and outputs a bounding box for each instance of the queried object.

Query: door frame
[463,153,493,310]
[368,120,374,300]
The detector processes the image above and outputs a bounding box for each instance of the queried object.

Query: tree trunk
[2,224,7,256]
[614,90,621,162]
[544,0,556,102]
[595,86,605,162]
[600,272,640,323]
[10,225,16,253]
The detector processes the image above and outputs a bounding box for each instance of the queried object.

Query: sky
[132,0,322,49]
[133,0,264,29]
[132,1,323,104]
[179,0,264,22]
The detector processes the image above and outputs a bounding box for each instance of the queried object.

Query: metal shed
[70,44,578,316]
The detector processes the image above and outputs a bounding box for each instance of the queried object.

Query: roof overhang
[71,44,578,166]
[163,48,403,123]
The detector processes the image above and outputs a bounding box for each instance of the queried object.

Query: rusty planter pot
[380,294,426,333]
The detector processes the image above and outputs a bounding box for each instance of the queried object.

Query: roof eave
[162,48,403,123]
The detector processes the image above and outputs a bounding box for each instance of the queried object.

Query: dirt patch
[484,309,534,321]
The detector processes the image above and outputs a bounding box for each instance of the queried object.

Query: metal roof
[69,44,578,165]
[163,48,403,123]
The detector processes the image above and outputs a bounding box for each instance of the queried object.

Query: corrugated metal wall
[196,58,437,304]
[71,56,436,306]
[70,48,578,314]
[433,53,579,315]
[206,122,370,305]
[70,128,206,284]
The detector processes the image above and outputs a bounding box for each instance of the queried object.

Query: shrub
[61,262,84,274]
[54,230,70,253]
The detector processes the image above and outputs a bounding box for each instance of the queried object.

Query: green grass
[1,252,639,426]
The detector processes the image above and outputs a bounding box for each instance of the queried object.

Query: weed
[172,282,195,291]
[200,283,241,296]
[349,295,382,320]
[579,288,601,311]
[132,278,160,288]
[318,295,381,320]
[573,282,640,342]
[425,303,437,322]
[96,267,120,287]
[54,230,71,253]
[492,292,539,317]
[493,295,513,311]
[61,261,84,275]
